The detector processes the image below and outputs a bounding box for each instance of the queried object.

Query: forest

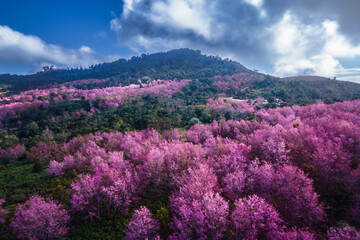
[0,49,360,239]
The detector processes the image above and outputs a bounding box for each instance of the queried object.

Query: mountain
[0,49,250,92]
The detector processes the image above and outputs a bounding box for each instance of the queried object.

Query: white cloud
[270,12,360,78]
[244,0,266,18]
[335,67,360,82]
[150,0,212,39]
[0,25,117,72]
[244,0,263,8]
[111,0,265,62]
[337,68,360,75]
[79,46,95,54]
[122,0,143,17]
[338,75,360,83]
[322,20,360,58]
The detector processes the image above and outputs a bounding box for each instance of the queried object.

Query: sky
[1,0,360,82]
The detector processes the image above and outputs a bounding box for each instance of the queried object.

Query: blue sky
[0,0,127,74]
[1,0,360,82]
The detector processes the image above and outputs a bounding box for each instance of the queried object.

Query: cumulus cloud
[111,0,360,78]
[270,12,360,77]
[244,0,263,8]
[0,25,117,72]
[111,0,268,64]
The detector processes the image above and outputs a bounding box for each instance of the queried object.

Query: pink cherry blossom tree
[125,206,160,240]
[0,199,9,224]
[10,195,70,240]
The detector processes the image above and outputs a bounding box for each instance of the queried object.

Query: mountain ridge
[0,48,359,106]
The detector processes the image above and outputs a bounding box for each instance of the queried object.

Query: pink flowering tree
[46,140,108,177]
[46,160,65,176]
[26,141,64,163]
[222,168,247,201]
[277,228,316,240]
[10,195,70,240]
[169,192,229,240]
[327,226,360,240]
[231,195,283,240]
[125,206,160,240]
[0,199,9,224]
[204,137,250,196]
[169,165,229,240]
[231,195,316,240]
[245,162,324,229]
[175,164,219,200]
[0,144,26,163]
[70,162,138,219]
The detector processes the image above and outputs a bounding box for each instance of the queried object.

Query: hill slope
[239,76,360,105]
